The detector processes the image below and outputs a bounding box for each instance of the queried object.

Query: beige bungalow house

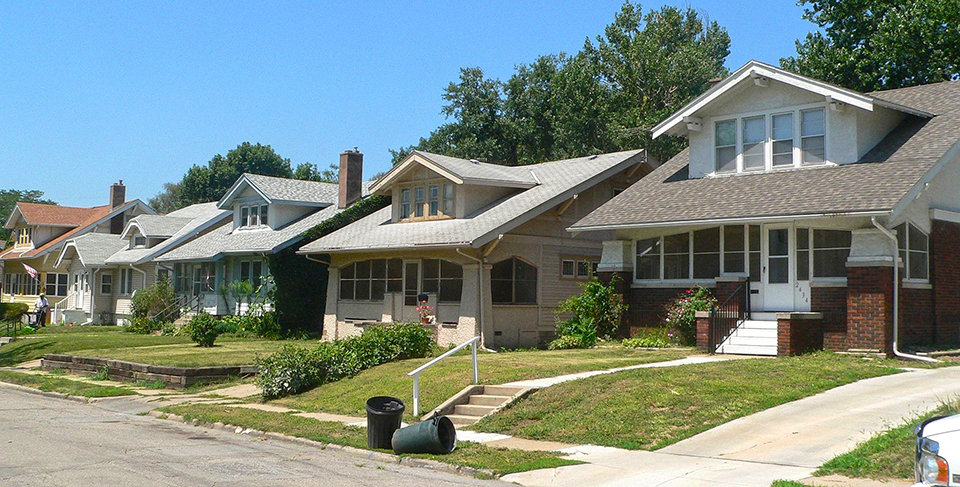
[571,60,960,357]
[54,202,231,324]
[298,149,656,349]
[1,182,153,322]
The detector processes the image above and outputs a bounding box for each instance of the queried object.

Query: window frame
[397,179,455,222]
[238,203,268,229]
[118,268,133,296]
[45,273,69,297]
[100,273,113,295]
[16,227,33,247]
[491,257,538,305]
[133,236,147,248]
[560,256,599,280]
[420,258,464,303]
[896,223,930,282]
[710,103,828,175]
[338,258,405,302]
[812,229,852,279]
[633,224,757,284]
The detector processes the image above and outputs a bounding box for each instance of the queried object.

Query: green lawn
[0,370,137,397]
[272,347,691,419]
[472,352,905,450]
[0,326,191,366]
[815,399,960,480]
[161,403,580,477]
[75,339,316,367]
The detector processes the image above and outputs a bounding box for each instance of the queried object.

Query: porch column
[322,266,339,341]
[454,263,481,344]
[597,240,633,337]
[845,229,900,356]
[695,310,711,352]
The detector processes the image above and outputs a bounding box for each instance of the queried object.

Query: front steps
[428,385,530,426]
[716,319,778,356]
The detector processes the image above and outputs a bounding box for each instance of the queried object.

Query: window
[174,263,191,293]
[562,257,599,280]
[21,274,38,296]
[100,274,113,295]
[4,273,20,295]
[491,258,537,305]
[16,227,33,247]
[663,232,690,279]
[742,116,765,171]
[561,259,575,278]
[199,262,216,292]
[240,259,265,289]
[239,204,267,228]
[157,268,170,283]
[240,207,248,227]
[715,120,737,173]
[749,225,761,282]
[723,225,745,273]
[693,228,720,278]
[134,236,147,248]
[119,268,133,295]
[896,223,929,281]
[260,205,269,226]
[421,259,463,302]
[339,258,403,301]
[635,238,661,280]
[801,108,825,164]
[398,181,455,221]
[796,228,810,281]
[45,273,68,297]
[813,229,851,278]
[772,113,794,167]
[636,225,759,282]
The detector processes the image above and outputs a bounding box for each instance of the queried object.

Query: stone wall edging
[41,354,257,388]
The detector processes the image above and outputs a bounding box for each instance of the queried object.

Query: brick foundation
[812,286,847,351]
[777,313,824,356]
[901,287,935,346]
[933,220,960,343]
[846,265,896,354]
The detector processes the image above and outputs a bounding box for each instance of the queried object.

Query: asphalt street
[0,385,509,486]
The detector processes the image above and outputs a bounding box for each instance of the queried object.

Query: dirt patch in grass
[0,370,137,398]
[472,352,904,450]
[161,403,580,476]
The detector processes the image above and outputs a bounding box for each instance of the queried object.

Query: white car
[915,414,960,486]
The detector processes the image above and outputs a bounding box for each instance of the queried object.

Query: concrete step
[468,394,512,407]
[717,343,777,356]
[483,385,525,396]
[725,335,778,347]
[731,327,778,338]
[446,414,483,426]
[0,337,12,345]
[740,320,778,330]
[453,404,498,417]
[749,312,788,321]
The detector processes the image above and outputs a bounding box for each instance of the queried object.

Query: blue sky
[0,1,812,206]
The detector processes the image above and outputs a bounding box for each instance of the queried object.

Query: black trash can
[391,415,457,455]
[365,396,405,450]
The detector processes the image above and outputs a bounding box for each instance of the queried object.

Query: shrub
[548,334,589,350]
[0,303,29,322]
[125,316,165,334]
[130,277,177,321]
[187,312,219,347]
[555,275,627,340]
[255,322,435,398]
[549,317,598,350]
[664,286,717,345]
[622,327,675,348]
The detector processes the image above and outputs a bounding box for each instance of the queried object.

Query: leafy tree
[293,162,338,182]
[178,142,294,207]
[781,0,960,92]
[0,189,56,243]
[391,2,730,166]
[148,182,181,214]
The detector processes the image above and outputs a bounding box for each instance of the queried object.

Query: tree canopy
[390,2,730,166]
[781,0,960,92]
[0,189,56,243]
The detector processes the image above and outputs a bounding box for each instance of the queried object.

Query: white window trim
[709,102,830,176]
[397,180,455,222]
[633,224,758,285]
[100,273,113,295]
[238,203,269,230]
[898,223,930,283]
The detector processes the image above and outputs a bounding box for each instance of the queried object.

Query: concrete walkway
[502,365,960,487]
[503,355,744,388]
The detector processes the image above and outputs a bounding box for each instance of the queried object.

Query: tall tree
[391,2,730,166]
[293,162,339,183]
[178,142,294,207]
[148,182,181,214]
[0,189,56,243]
[781,0,960,92]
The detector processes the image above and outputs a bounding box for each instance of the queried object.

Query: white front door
[74,272,86,310]
[763,224,793,311]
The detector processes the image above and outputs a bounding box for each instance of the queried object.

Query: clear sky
[0,1,812,206]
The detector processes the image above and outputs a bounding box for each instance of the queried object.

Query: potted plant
[416,300,433,324]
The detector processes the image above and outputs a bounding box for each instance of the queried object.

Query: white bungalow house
[55,202,231,324]
[571,60,960,357]
[298,149,657,349]
[156,149,370,320]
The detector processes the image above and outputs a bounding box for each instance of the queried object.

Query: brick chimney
[110,180,126,234]
[338,148,363,209]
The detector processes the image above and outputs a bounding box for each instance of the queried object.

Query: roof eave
[568,210,891,233]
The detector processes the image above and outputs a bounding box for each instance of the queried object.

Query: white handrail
[52,291,77,324]
[407,335,479,416]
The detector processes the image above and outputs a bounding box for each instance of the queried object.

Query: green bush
[187,312,219,347]
[664,287,716,345]
[255,322,435,398]
[555,275,627,340]
[548,334,589,350]
[0,303,29,322]
[130,277,177,321]
[622,327,674,348]
[549,317,598,350]
[125,316,166,334]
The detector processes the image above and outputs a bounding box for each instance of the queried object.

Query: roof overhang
[652,60,933,140]
[568,210,890,233]
[369,152,464,194]
[55,240,84,268]
[3,206,26,229]
[218,174,272,209]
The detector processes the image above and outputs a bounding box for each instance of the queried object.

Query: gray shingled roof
[570,80,960,230]
[239,174,340,205]
[127,215,192,238]
[415,151,539,186]
[300,150,645,253]
[64,233,127,267]
[105,202,231,265]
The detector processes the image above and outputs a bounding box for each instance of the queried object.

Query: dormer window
[239,204,269,228]
[398,181,455,222]
[134,236,147,248]
[713,106,827,174]
[16,227,32,247]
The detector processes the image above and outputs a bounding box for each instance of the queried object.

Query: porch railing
[153,293,202,323]
[1,320,22,339]
[709,281,750,352]
[52,291,77,324]
[407,336,479,416]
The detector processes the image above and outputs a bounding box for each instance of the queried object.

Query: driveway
[0,385,508,487]
[503,365,960,487]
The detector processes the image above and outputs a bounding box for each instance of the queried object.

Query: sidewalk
[502,365,960,487]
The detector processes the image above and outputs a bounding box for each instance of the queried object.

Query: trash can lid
[366,396,406,414]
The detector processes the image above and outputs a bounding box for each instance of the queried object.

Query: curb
[0,380,96,404]
[147,410,498,480]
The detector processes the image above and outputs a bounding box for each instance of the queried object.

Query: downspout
[871,217,938,363]
[456,247,495,352]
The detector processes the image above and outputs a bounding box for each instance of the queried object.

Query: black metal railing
[1,319,23,339]
[709,282,750,353]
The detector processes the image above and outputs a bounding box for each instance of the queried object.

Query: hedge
[0,303,29,322]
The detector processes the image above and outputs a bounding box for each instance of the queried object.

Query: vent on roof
[588,154,598,160]
[469,159,479,164]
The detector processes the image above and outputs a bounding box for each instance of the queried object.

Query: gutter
[569,210,890,233]
[870,217,938,363]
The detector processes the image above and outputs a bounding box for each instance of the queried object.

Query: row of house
[4,60,960,357]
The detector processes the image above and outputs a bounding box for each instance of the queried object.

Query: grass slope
[273,348,690,419]
[815,399,960,480]
[0,370,137,397]
[162,403,580,476]
[0,326,190,366]
[75,339,315,367]
[472,353,904,450]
